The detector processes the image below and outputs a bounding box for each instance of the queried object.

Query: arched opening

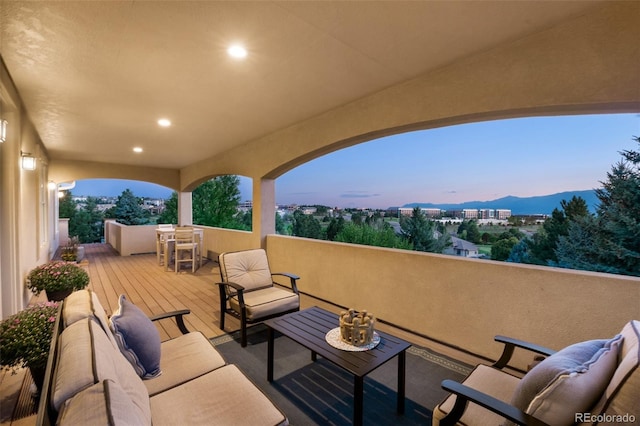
[276,113,639,276]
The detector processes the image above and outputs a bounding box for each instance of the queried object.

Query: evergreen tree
[458,220,481,243]
[525,196,589,265]
[112,189,149,225]
[71,196,104,243]
[157,191,178,225]
[326,216,345,241]
[350,211,365,226]
[554,137,640,276]
[400,207,450,253]
[58,191,76,219]
[291,210,323,239]
[237,210,252,231]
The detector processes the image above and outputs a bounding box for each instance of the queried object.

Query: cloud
[340,191,382,199]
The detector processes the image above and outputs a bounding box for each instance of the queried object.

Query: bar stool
[174,228,197,273]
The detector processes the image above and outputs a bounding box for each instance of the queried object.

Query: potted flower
[61,236,79,261]
[0,301,59,396]
[27,260,90,301]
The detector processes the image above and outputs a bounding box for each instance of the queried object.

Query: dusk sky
[72,113,639,209]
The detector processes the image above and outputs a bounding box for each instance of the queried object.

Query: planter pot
[45,288,73,302]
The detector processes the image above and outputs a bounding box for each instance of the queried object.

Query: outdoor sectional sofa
[36,289,288,425]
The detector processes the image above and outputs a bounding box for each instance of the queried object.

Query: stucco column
[178,191,193,226]
[254,178,275,248]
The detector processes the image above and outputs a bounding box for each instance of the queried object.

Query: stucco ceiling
[0,1,605,170]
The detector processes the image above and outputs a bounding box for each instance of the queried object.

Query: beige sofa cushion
[144,332,226,396]
[57,379,150,426]
[432,364,520,425]
[150,364,288,426]
[52,318,151,422]
[598,320,640,421]
[62,289,118,348]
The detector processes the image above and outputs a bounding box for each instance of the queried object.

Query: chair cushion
[110,295,162,379]
[57,379,150,426]
[230,287,299,321]
[511,334,623,425]
[433,364,520,425]
[220,249,273,293]
[150,364,287,426]
[144,332,227,396]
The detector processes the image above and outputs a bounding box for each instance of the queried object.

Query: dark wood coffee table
[264,307,411,426]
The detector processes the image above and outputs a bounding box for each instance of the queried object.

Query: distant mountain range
[402,190,599,215]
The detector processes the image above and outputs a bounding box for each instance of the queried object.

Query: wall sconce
[21,151,37,170]
[0,120,7,143]
[48,181,57,190]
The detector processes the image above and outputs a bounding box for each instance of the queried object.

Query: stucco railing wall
[104,221,156,256]
[265,235,640,370]
[199,226,257,261]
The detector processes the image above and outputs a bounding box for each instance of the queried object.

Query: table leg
[311,351,317,362]
[354,376,364,426]
[397,350,406,414]
[267,327,274,382]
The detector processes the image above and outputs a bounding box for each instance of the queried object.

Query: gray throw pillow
[510,334,623,425]
[109,295,162,379]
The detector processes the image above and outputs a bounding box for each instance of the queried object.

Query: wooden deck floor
[84,243,228,341]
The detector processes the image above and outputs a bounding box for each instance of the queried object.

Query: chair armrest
[149,309,191,335]
[492,335,556,369]
[271,272,300,293]
[440,380,550,426]
[216,281,245,292]
[216,281,247,306]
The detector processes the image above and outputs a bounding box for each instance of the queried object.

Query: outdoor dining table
[155,227,204,271]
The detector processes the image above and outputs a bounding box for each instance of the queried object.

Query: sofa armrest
[149,309,191,335]
[440,379,550,426]
[36,304,63,426]
[492,335,556,369]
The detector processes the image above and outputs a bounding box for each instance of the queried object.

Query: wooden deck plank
[83,244,228,340]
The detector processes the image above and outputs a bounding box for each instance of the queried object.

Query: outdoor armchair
[433,320,639,426]
[217,248,300,347]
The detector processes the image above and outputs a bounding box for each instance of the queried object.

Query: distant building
[238,200,253,212]
[444,236,479,258]
[398,207,444,217]
[478,209,495,219]
[495,209,512,220]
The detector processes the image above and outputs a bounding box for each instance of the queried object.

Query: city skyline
[71,113,639,209]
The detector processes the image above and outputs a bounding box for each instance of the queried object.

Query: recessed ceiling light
[133,147,143,153]
[158,118,171,127]
[227,44,247,59]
